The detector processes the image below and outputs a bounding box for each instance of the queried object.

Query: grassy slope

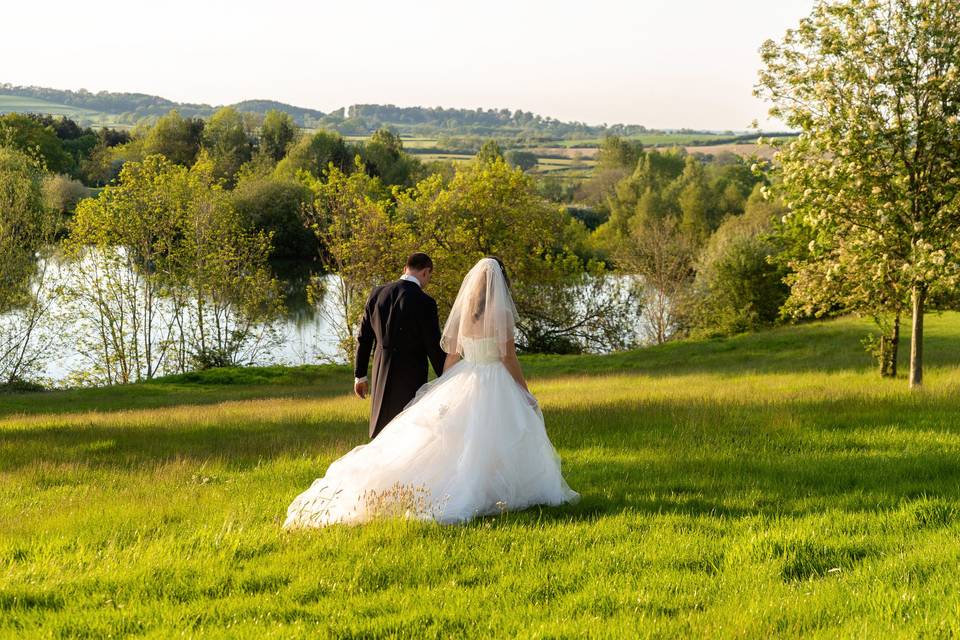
[0,95,95,117]
[0,95,122,126]
[2,315,960,638]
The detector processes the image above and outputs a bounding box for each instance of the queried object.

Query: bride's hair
[442,256,519,356]
[471,256,509,321]
[486,256,510,288]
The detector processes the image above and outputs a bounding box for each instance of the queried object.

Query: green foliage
[592,147,687,250]
[259,110,299,162]
[275,131,353,179]
[595,135,643,171]
[300,160,410,357]
[0,376,45,393]
[0,113,73,174]
[475,140,503,163]
[687,189,789,336]
[41,173,88,213]
[591,147,765,266]
[0,147,50,313]
[677,156,711,241]
[399,159,638,351]
[618,215,695,344]
[202,107,252,184]
[504,150,538,172]
[65,154,282,384]
[0,146,62,383]
[757,0,960,386]
[359,128,423,187]
[142,109,204,166]
[231,174,314,261]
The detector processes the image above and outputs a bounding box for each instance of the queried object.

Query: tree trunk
[890,313,900,378]
[909,285,926,389]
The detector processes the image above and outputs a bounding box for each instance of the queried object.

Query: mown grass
[2,315,960,638]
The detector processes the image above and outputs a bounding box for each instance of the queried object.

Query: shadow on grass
[4,391,959,523]
[4,315,958,419]
[0,416,366,473]
[528,392,960,521]
[0,367,353,419]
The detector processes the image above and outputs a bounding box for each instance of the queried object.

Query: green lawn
[2,315,960,637]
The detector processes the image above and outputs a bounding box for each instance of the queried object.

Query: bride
[284,257,579,527]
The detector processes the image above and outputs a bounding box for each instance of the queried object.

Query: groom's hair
[406,252,433,271]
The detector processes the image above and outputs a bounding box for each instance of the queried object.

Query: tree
[260,110,298,162]
[361,128,422,187]
[398,158,638,352]
[476,140,503,163]
[773,181,911,377]
[171,155,283,369]
[617,215,695,344]
[0,148,48,314]
[300,159,411,358]
[66,154,282,384]
[0,147,62,384]
[231,174,315,261]
[0,113,73,174]
[275,131,352,179]
[596,135,643,171]
[677,156,712,240]
[505,150,538,172]
[202,107,252,184]
[142,110,204,167]
[591,148,687,254]
[757,0,960,388]
[689,188,789,336]
[66,156,187,384]
[42,174,88,213]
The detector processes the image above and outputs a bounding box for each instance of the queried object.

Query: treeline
[1,98,797,387]
[0,84,213,121]
[333,104,651,138]
[0,108,640,388]
[3,83,664,138]
[562,136,790,344]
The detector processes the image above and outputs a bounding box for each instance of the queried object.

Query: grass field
[557,133,739,148]
[0,95,97,119]
[0,95,126,127]
[3,315,960,637]
[685,143,780,160]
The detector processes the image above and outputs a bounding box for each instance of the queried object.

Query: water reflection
[4,255,345,384]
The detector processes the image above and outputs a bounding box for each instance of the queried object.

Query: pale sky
[3,0,815,130]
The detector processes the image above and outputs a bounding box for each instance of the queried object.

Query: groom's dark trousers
[355,279,445,439]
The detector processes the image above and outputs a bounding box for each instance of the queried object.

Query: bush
[0,377,45,394]
[231,175,315,261]
[687,189,789,336]
[42,174,89,213]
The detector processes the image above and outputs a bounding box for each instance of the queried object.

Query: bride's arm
[443,351,461,373]
[500,339,529,393]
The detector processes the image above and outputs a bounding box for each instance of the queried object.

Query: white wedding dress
[284,334,579,527]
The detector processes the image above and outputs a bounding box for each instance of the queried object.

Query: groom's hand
[354,380,369,399]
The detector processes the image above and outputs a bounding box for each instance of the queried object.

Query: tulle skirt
[284,360,579,527]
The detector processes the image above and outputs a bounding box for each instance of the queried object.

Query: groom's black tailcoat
[355,279,445,439]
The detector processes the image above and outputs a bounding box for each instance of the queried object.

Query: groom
[354,253,446,439]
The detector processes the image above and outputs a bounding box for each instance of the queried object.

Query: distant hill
[0,82,778,143]
[231,99,327,124]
